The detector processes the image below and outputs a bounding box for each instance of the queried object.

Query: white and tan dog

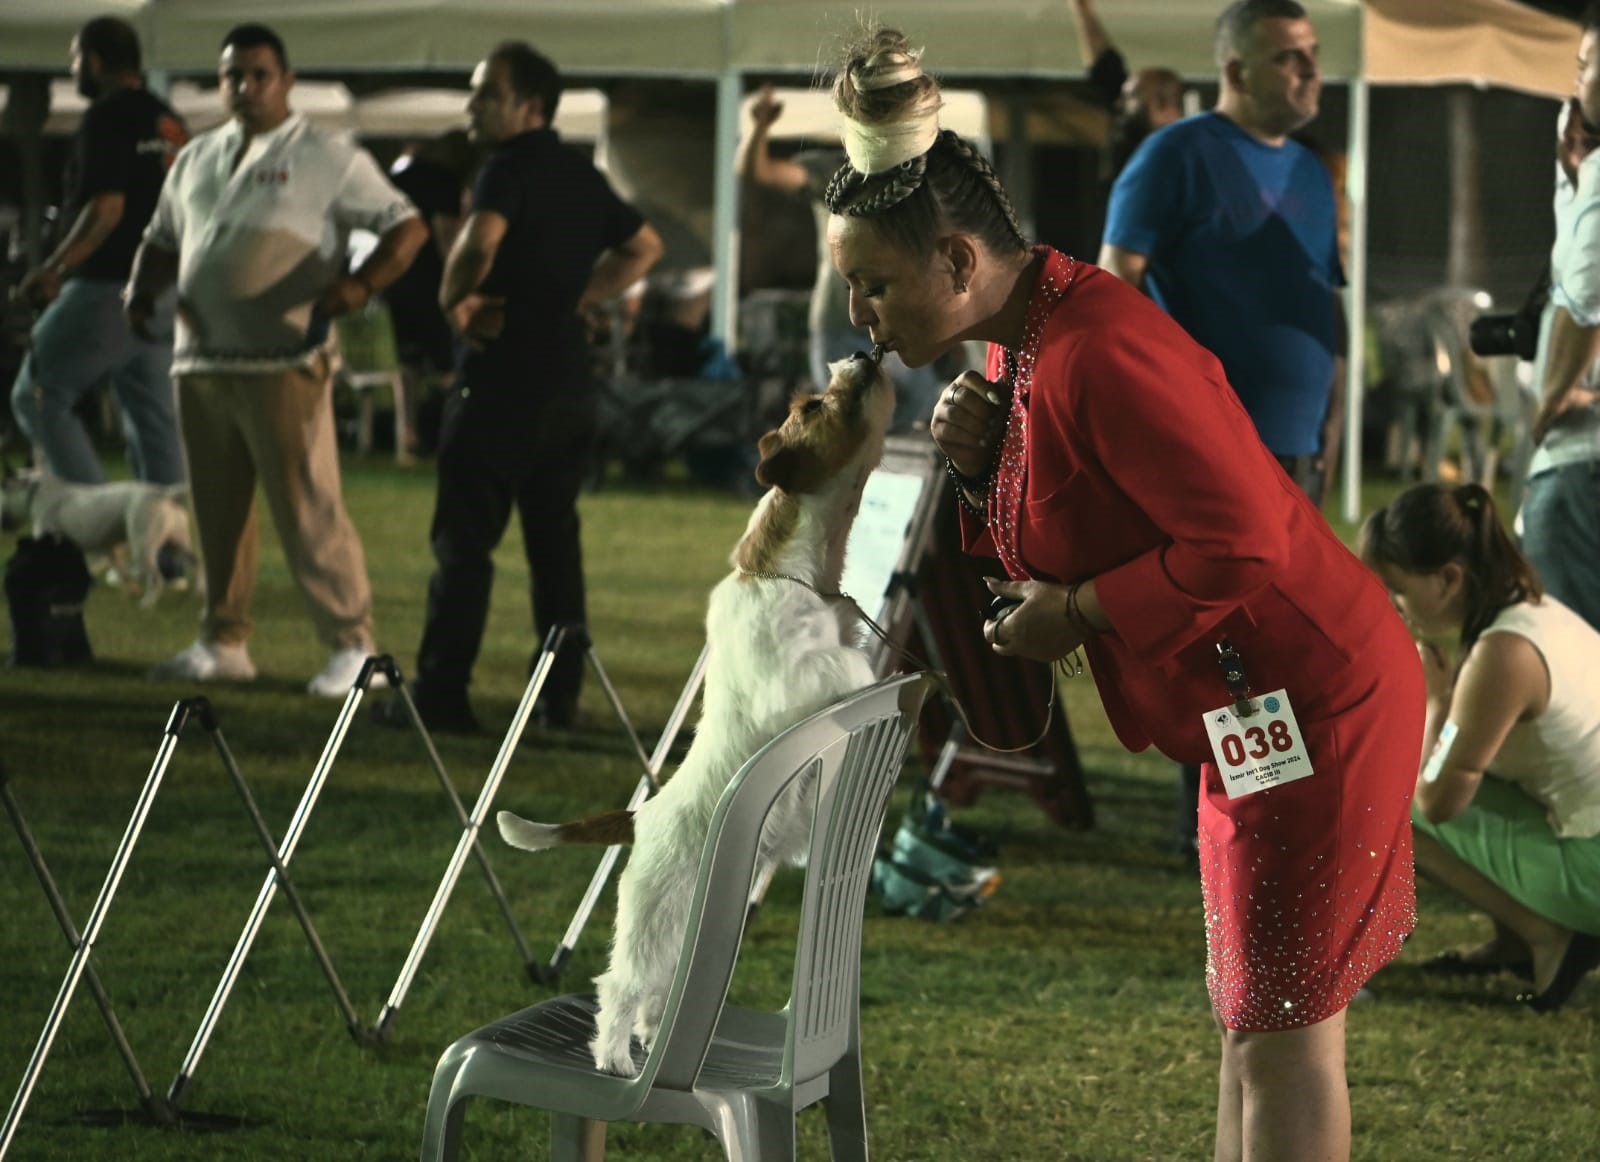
[497,351,895,1076]
[0,468,197,608]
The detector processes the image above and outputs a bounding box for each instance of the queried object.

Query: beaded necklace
[989,246,1079,581]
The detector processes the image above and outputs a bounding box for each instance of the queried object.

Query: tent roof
[0,1,1357,78]
[0,1,1580,97]
[1366,0,1579,97]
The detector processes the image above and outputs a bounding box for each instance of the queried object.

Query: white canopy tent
[0,0,1583,516]
[0,78,609,141]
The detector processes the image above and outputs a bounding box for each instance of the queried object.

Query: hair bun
[833,26,942,175]
[854,43,925,92]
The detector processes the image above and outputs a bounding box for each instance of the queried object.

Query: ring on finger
[947,384,961,405]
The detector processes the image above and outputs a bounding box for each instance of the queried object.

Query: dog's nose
[852,346,885,366]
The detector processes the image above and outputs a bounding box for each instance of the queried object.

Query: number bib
[1202,688,1314,799]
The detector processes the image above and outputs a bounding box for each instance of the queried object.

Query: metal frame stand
[1,758,176,1157]
[1,694,365,1154]
[370,623,699,1032]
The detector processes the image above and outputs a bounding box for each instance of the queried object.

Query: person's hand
[930,370,1008,480]
[17,264,62,309]
[123,287,157,341]
[982,577,1087,663]
[750,84,783,130]
[1418,640,1454,708]
[449,293,507,350]
[1533,386,1599,445]
[315,274,372,320]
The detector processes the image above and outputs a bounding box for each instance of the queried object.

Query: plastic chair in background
[329,300,412,465]
[419,672,935,1162]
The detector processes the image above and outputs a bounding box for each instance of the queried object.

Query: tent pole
[1343,70,1370,526]
[710,69,742,352]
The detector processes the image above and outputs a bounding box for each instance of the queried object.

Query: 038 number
[1217,720,1295,766]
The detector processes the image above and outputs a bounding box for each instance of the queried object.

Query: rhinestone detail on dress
[989,247,1078,581]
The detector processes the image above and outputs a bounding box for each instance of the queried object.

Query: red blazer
[967,261,1409,763]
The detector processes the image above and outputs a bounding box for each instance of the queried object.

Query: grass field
[2,454,1597,1161]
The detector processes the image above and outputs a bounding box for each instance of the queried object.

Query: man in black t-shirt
[9,16,188,485]
[374,41,662,734]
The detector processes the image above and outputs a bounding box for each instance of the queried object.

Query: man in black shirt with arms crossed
[377,41,663,734]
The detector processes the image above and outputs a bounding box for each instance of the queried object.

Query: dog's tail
[496,808,634,851]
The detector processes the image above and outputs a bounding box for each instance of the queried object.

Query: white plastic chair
[419,672,934,1162]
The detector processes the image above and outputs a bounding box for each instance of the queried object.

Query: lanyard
[1216,638,1257,719]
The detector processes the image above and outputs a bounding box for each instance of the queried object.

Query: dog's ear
[754,431,827,493]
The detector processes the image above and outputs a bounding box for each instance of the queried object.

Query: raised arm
[734,84,811,194]
[1066,0,1113,67]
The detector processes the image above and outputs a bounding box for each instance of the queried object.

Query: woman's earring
[954,278,968,294]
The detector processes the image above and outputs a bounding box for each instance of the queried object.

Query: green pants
[1413,775,1600,936]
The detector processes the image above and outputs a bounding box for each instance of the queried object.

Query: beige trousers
[177,355,374,650]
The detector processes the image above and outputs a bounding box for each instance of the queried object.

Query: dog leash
[735,569,1066,755]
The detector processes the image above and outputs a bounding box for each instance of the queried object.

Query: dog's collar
[736,568,848,602]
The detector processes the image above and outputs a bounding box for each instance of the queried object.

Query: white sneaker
[307,645,389,698]
[149,639,257,683]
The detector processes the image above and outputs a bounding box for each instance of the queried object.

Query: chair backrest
[639,673,933,1094]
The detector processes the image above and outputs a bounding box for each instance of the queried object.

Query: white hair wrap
[839,46,942,174]
[842,114,939,174]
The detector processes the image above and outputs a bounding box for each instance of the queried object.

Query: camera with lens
[1469,311,1539,361]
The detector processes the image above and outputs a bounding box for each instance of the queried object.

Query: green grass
[2,458,1597,1161]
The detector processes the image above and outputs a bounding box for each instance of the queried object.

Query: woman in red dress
[821,28,1424,1162]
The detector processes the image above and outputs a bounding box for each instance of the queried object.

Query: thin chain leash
[735,569,1067,754]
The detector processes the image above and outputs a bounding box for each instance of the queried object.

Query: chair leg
[391,372,415,465]
[714,1095,796,1162]
[550,1112,607,1161]
[823,1052,870,1162]
[418,1083,469,1162]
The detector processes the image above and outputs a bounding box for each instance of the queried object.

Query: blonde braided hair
[824,28,1029,257]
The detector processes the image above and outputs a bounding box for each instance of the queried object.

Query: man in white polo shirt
[124,22,426,695]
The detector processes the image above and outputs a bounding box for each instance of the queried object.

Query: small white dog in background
[0,468,198,608]
[497,351,895,1076]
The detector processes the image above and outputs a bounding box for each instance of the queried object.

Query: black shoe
[1516,932,1600,1013]
[369,687,480,735]
[1421,950,1534,981]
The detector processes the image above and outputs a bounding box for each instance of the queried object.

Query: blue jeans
[1521,459,1600,633]
[9,278,185,484]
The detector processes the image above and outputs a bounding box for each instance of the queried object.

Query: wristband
[943,456,990,518]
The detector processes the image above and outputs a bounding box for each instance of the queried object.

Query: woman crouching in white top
[1362,481,1600,1012]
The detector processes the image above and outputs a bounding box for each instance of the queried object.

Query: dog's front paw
[588,1032,639,1078]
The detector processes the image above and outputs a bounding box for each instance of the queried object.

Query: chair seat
[473,994,790,1095]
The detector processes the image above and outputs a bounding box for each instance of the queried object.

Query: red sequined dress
[961,247,1423,1030]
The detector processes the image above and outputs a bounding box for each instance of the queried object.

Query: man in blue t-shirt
[1100,0,1343,508]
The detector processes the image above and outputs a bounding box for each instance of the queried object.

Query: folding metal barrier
[369,623,702,1034]
[1,697,359,1154]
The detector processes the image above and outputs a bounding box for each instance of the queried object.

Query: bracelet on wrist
[1064,582,1095,636]
[943,455,992,518]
